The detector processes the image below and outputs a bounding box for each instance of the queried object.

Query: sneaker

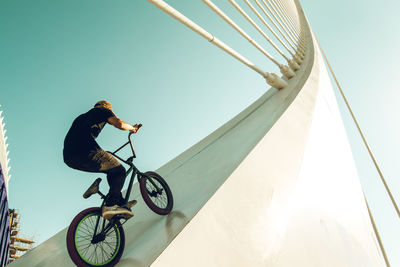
[83,178,101,199]
[102,205,134,220]
[125,200,137,209]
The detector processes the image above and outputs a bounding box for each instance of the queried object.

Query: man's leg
[104,166,126,206]
[64,149,134,219]
[91,150,126,206]
[90,149,136,219]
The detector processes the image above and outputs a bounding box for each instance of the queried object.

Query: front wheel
[66,207,125,267]
[140,171,173,215]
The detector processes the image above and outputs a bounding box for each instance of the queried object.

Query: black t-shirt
[64,108,115,155]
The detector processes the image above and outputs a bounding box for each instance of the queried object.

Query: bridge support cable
[364,194,391,267]
[147,0,288,89]
[272,0,304,51]
[243,0,301,70]
[261,0,306,58]
[274,0,300,38]
[286,0,307,60]
[253,0,299,56]
[280,0,301,34]
[278,0,305,49]
[316,38,400,219]
[277,0,299,32]
[228,0,298,74]
[260,0,299,53]
[265,0,304,53]
[244,0,295,57]
[283,0,306,49]
[202,0,295,78]
[268,0,299,41]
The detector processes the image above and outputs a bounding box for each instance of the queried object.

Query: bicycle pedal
[83,178,102,199]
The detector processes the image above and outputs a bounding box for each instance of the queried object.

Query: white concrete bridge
[9,0,391,266]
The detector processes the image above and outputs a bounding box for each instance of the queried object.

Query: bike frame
[92,132,161,240]
[108,132,142,206]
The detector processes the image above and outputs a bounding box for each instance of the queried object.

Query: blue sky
[1,0,399,265]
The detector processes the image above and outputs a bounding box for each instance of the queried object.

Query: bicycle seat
[83,178,102,199]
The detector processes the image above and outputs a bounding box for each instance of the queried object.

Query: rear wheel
[140,171,173,215]
[66,207,125,267]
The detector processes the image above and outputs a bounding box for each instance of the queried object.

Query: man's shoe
[102,205,134,220]
[125,200,137,209]
[83,178,101,199]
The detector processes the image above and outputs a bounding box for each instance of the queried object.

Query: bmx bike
[66,128,173,266]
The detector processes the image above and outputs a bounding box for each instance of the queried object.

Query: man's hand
[108,116,142,132]
[130,124,142,133]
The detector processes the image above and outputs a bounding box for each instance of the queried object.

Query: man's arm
[108,116,139,133]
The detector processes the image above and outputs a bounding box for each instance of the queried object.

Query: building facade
[0,108,11,266]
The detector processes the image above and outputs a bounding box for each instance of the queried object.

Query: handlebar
[128,123,142,137]
[110,124,143,165]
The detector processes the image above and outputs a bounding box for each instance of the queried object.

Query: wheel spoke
[74,212,121,265]
[146,176,169,209]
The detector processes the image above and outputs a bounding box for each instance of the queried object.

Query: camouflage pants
[64,148,126,206]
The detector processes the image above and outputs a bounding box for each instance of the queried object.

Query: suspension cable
[147,0,288,89]
[267,0,303,53]
[245,0,294,58]
[274,0,300,38]
[254,0,297,54]
[277,0,300,33]
[316,37,400,219]
[246,0,303,68]
[283,0,302,33]
[264,0,298,45]
[202,1,279,66]
[264,0,305,57]
[229,0,288,64]
[202,0,296,78]
[364,194,391,267]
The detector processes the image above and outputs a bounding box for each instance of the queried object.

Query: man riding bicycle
[63,100,139,219]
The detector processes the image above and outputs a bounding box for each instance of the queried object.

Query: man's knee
[116,165,126,176]
[108,165,126,177]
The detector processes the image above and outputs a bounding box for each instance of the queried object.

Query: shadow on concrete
[165,211,188,240]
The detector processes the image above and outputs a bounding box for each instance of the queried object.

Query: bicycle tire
[66,207,125,267]
[139,171,173,215]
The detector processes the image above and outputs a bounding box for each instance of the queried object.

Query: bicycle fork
[91,215,119,244]
[90,200,118,244]
[142,174,164,196]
